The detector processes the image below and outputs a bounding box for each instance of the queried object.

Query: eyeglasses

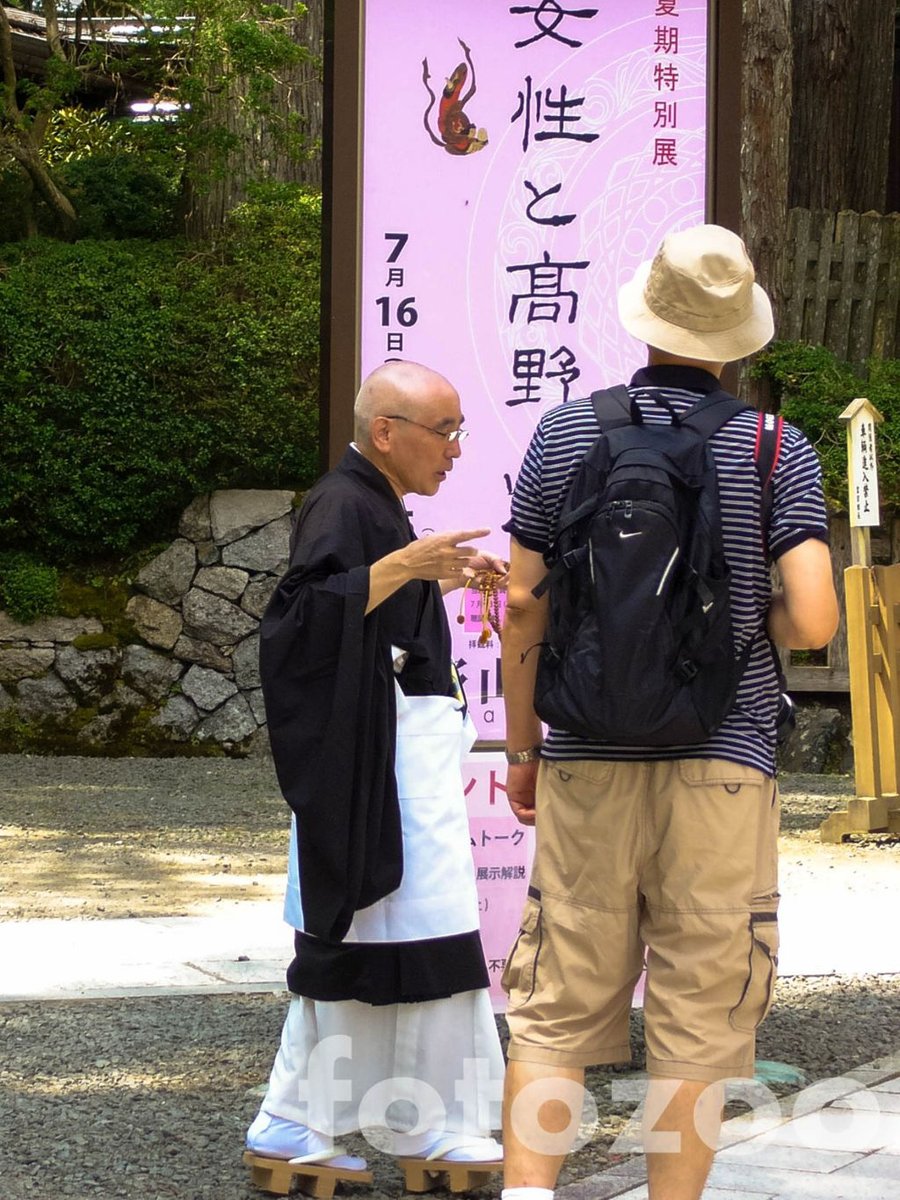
[385,415,469,443]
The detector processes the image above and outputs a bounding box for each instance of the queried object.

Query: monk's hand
[400,528,491,584]
[463,551,510,588]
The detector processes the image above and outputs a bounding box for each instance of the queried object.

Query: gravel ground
[0,755,290,921]
[4,977,900,1200]
[1,756,899,1199]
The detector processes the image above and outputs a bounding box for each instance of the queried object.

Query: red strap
[754,412,784,490]
[754,412,784,557]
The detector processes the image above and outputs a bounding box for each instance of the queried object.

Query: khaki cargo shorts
[503,757,780,1082]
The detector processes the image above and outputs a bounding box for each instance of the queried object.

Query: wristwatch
[505,744,543,764]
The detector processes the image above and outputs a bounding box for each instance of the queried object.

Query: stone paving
[2,894,898,1197]
[556,1059,900,1199]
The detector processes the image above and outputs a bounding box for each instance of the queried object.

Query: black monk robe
[259,448,489,1004]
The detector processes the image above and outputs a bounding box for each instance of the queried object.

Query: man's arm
[768,537,839,649]
[501,538,550,825]
[365,528,490,613]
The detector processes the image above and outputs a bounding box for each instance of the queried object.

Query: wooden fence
[779,209,900,364]
[781,514,900,694]
[771,212,900,691]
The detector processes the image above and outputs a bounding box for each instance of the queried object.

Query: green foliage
[0,553,60,624]
[44,107,137,165]
[2,0,318,242]
[0,186,321,562]
[753,342,900,512]
[44,56,81,98]
[172,0,316,188]
[219,18,305,75]
[59,152,180,239]
[0,111,184,242]
[21,58,81,118]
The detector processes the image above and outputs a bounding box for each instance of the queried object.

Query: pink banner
[360,0,711,740]
[463,752,535,1011]
[358,2,709,1005]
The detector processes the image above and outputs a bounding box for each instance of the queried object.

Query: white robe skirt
[267,686,505,1138]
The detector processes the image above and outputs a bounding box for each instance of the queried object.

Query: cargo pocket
[729,907,779,1033]
[501,892,543,1003]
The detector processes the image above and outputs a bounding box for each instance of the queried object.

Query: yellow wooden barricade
[820,399,900,839]
[821,564,900,840]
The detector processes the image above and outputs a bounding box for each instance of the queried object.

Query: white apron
[284,684,480,942]
[267,683,503,1138]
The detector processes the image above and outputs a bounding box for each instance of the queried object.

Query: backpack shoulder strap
[589,385,633,428]
[755,414,788,698]
[679,388,748,438]
[685,392,784,548]
[534,386,632,596]
[754,411,784,536]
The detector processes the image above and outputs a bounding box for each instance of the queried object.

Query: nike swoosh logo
[618,530,642,539]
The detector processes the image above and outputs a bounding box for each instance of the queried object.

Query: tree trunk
[1,0,78,238]
[740,0,792,407]
[790,0,895,212]
[741,0,792,317]
[183,0,324,241]
[7,138,77,237]
[20,174,38,239]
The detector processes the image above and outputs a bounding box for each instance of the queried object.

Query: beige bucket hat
[617,223,774,361]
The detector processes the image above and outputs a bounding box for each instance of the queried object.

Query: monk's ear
[369,415,393,453]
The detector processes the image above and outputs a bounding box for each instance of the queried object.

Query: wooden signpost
[820,399,900,841]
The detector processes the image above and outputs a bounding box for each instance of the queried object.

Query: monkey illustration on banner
[422,37,488,155]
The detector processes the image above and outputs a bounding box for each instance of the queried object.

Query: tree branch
[42,0,67,63]
[7,138,77,232]
[0,4,22,120]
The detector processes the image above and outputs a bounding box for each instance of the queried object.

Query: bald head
[354,361,457,448]
[352,360,465,499]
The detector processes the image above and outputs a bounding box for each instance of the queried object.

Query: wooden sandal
[243,1149,373,1197]
[396,1156,502,1194]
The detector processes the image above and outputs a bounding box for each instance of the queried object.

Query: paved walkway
[3,843,898,1000]
[1,869,898,1198]
[555,1059,900,1199]
[0,899,288,1000]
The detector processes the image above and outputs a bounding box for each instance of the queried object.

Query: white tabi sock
[500,1189,555,1200]
[386,1128,503,1161]
[245,1111,367,1170]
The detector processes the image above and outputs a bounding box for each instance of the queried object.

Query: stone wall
[0,490,295,755]
[0,488,858,770]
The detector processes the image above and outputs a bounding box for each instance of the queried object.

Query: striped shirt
[504,365,830,777]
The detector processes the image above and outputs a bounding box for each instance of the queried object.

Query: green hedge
[0,552,60,624]
[753,342,900,512]
[0,185,321,563]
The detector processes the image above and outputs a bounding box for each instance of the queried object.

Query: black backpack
[533,385,782,746]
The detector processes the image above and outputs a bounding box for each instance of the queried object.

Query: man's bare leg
[644,1078,723,1200]
[502,1060,586,1191]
